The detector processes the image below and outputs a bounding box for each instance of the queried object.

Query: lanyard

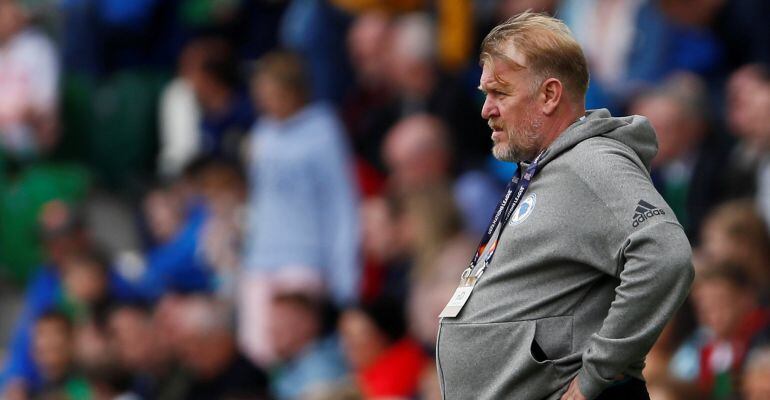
[461,152,543,280]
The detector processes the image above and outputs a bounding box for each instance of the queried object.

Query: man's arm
[574,220,694,399]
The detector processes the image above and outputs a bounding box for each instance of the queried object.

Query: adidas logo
[632,200,665,227]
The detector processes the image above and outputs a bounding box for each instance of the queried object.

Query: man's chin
[492,145,518,163]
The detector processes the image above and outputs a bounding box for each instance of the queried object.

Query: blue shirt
[271,336,348,400]
[243,103,360,305]
[0,265,138,390]
[137,201,214,301]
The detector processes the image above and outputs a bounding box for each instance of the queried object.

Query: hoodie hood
[539,109,658,171]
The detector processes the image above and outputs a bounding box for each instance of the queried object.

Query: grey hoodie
[436,109,694,400]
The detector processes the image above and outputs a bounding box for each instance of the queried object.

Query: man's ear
[541,78,563,116]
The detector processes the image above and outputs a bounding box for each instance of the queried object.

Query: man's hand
[560,377,587,400]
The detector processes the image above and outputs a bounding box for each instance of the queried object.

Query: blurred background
[0,0,769,399]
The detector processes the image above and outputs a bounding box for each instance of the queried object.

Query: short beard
[493,114,543,162]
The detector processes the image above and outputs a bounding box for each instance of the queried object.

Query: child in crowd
[691,263,770,398]
[268,292,347,400]
[32,311,90,399]
[339,297,427,398]
[60,249,111,322]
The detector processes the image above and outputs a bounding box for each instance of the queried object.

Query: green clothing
[0,162,89,285]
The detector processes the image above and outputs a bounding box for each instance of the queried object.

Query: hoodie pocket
[437,319,572,400]
[531,315,573,363]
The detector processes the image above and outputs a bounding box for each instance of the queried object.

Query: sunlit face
[479,49,544,163]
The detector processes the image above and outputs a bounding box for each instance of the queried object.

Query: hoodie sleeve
[569,140,694,399]
[576,221,693,398]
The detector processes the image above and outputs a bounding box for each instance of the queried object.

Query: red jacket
[357,338,428,398]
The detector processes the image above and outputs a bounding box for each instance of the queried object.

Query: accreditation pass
[439,275,478,318]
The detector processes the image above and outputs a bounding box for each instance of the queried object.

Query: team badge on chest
[509,193,536,225]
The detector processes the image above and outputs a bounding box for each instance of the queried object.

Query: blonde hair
[480,11,589,101]
[254,51,310,101]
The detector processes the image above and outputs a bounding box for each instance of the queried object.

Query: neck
[273,99,305,121]
[538,102,586,153]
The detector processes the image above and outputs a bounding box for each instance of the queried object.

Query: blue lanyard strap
[464,153,543,277]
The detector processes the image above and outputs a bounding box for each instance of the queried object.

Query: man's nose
[481,97,498,120]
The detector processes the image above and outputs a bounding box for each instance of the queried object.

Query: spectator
[240,51,359,364]
[405,188,476,349]
[183,38,254,163]
[339,298,427,398]
[1,201,134,393]
[137,185,213,300]
[269,292,347,400]
[382,114,453,192]
[195,160,247,301]
[73,318,111,373]
[107,302,188,400]
[629,73,730,239]
[381,114,500,236]
[175,296,269,400]
[279,0,352,103]
[359,195,412,303]
[157,42,203,178]
[360,186,466,303]
[726,64,770,150]
[691,263,770,398]
[31,311,89,400]
[341,11,394,173]
[561,0,724,111]
[0,0,58,158]
[382,13,489,167]
[699,199,770,296]
[60,248,112,321]
[0,160,90,285]
[723,64,770,221]
[645,300,700,399]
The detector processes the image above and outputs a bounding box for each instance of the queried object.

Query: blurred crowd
[1,0,770,399]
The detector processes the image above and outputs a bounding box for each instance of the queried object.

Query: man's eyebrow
[478,82,507,92]
[478,81,497,90]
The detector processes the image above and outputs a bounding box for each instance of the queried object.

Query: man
[268,292,347,400]
[381,113,500,236]
[107,303,188,399]
[436,12,693,400]
[628,73,730,240]
[175,296,269,400]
